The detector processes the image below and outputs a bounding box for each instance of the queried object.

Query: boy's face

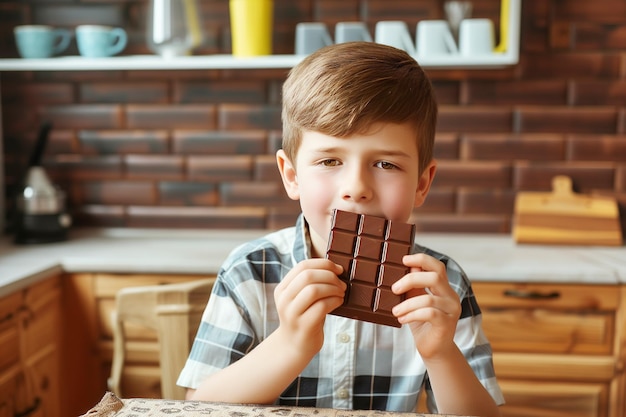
[277,122,436,258]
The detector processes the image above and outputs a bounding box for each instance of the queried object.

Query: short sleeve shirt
[177,215,504,412]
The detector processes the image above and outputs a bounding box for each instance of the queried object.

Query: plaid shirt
[178,215,504,412]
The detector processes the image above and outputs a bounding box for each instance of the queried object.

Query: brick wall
[1,0,625,234]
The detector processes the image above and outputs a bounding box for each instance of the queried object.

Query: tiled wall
[1,0,625,234]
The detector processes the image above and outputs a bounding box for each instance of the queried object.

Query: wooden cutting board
[513,175,623,246]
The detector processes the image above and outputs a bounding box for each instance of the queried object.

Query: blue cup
[76,25,127,58]
[14,25,72,58]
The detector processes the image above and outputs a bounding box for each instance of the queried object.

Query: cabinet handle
[503,289,561,300]
[0,312,13,325]
[14,397,40,417]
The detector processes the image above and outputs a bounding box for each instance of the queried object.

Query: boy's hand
[391,254,461,359]
[274,259,346,355]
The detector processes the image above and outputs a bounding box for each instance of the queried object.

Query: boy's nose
[341,167,373,202]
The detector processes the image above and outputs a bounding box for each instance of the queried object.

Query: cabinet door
[22,276,62,417]
[28,345,61,417]
[0,291,19,417]
[0,375,16,417]
[473,283,619,354]
[472,283,619,417]
[0,292,21,381]
[0,277,61,417]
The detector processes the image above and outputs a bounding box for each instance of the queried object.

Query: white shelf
[414,52,518,69]
[0,51,518,72]
[0,54,305,71]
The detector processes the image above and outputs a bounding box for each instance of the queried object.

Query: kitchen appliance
[13,122,71,244]
[146,0,203,58]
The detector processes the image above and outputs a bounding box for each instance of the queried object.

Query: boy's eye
[376,161,397,170]
[320,159,340,167]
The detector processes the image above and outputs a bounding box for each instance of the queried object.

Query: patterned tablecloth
[80,392,464,417]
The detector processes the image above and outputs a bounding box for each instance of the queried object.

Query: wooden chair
[107,278,215,400]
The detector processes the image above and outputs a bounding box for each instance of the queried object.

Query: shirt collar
[293,214,312,264]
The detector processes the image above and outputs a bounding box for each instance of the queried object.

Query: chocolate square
[325,209,415,327]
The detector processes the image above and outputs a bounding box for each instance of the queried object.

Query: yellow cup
[229,0,273,57]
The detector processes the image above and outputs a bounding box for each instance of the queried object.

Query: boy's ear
[276,149,300,200]
[414,160,437,208]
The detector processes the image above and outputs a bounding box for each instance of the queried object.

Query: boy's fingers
[392,289,459,319]
[291,283,346,316]
[277,259,342,292]
[276,261,346,312]
[402,253,446,274]
[395,254,452,296]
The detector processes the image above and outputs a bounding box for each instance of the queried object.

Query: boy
[177,42,504,416]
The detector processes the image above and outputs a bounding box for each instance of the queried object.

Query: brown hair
[281,41,438,175]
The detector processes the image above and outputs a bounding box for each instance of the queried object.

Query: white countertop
[1,228,625,297]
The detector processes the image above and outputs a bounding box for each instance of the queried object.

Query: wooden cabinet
[62,272,211,416]
[0,276,62,417]
[3,272,623,417]
[473,282,626,417]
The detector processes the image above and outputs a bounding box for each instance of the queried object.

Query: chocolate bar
[325,209,415,327]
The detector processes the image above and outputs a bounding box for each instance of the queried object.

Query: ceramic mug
[416,20,458,57]
[375,21,415,55]
[335,22,372,44]
[14,25,71,59]
[76,25,127,58]
[295,22,333,55]
[458,18,494,55]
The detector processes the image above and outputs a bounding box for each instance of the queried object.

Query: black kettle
[13,122,71,244]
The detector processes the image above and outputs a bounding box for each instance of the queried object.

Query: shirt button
[338,389,349,399]
[338,333,350,343]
